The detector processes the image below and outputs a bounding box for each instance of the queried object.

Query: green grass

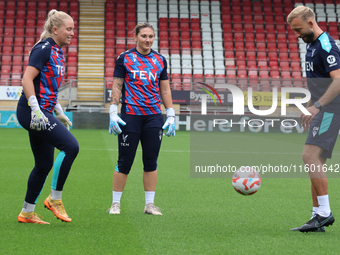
[1,129,340,254]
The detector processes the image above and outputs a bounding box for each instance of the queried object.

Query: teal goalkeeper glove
[54,103,72,130]
[28,95,49,131]
[109,104,126,135]
[162,108,176,137]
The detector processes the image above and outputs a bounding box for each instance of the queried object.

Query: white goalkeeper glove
[162,108,176,137]
[28,95,49,131]
[54,103,72,130]
[109,104,126,135]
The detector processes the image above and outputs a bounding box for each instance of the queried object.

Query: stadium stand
[2,0,340,94]
[0,0,79,86]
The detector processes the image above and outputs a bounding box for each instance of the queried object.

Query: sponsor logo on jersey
[306,61,314,71]
[327,55,337,67]
[131,70,157,80]
[56,65,64,76]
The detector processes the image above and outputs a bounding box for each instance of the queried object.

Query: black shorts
[305,111,340,159]
[115,113,164,174]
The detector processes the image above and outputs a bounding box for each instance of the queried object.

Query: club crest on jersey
[152,58,157,65]
[313,126,319,137]
[311,49,316,57]
[132,53,137,62]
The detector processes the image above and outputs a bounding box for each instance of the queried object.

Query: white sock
[311,206,318,219]
[22,201,36,213]
[317,195,331,217]
[51,189,62,200]
[112,191,123,204]
[145,191,155,205]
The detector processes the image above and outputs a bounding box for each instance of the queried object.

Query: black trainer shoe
[290,212,334,232]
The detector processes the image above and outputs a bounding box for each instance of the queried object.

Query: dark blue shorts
[305,111,340,159]
[116,113,164,174]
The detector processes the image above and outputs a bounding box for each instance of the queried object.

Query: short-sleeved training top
[21,37,65,113]
[114,48,168,115]
[305,32,340,113]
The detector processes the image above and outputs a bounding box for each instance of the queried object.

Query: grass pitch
[1,129,340,254]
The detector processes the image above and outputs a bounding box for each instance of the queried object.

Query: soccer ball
[232,167,261,195]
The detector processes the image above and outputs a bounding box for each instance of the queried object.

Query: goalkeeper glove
[54,103,72,130]
[28,95,49,131]
[162,108,176,137]
[109,104,126,135]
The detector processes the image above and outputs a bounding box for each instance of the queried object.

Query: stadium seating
[2,0,339,91]
[0,0,79,85]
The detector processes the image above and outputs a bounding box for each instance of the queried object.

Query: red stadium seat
[1,65,11,74]
[116,3,125,12]
[3,37,13,47]
[116,12,125,21]
[256,42,266,52]
[1,55,11,65]
[246,42,255,51]
[106,21,115,30]
[233,14,242,24]
[26,19,35,28]
[68,46,78,57]
[105,48,115,58]
[233,23,243,32]
[234,32,244,41]
[159,40,169,49]
[25,37,35,47]
[267,42,277,52]
[69,11,78,20]
[126,12,136,21]
[245,32,255,42]
[49,2,58,11]
[181,40,190,49]
[6,10,15,19]
[12,56,23,65]
[106,30,114,39]
[105,57,115,67]
[159,31,169,40]
[255,33,265,42]
[67,67,77,79]
[70,0,79,11]
[59,2,68,12]
[254,24,265,33]
[106,12,114,20]
[244,23,254,32]
[223,32,233,42]
[67,56,77,67]
[6,2,15,10]
[5,19,15,27]
[243,15,253,24]
[26,11,36,19]
[38,2,47,11]
[2,46,12,55]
